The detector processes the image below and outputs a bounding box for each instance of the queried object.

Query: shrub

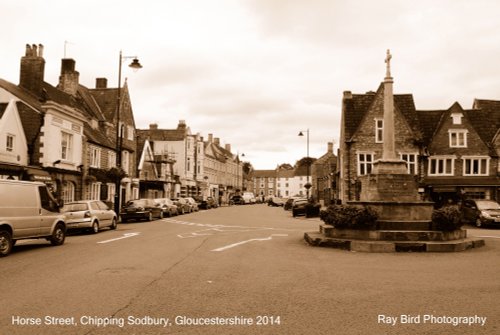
[432,205,463,231]
[320,205,378,230]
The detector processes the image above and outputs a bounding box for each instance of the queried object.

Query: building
[339,73,500,206]
[311,142,337,205]
[252,170,276,199]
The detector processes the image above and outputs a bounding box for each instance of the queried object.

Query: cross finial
[385,49,392,78]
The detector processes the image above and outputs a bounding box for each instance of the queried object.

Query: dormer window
[375,119,383,143]
[451,113,463,125]
[449,129,468,148]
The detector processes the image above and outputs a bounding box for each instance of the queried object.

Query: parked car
[229,195,244,205]
[291,199,309,217]
[268,197,285,207]
[185,197,199,212]
[0,180,66,257]
[62,200,117,233]
[284,197,306,211]
[120,199,163,222]
[198,196,218,209]
[172,198,191,214]
[242,192,257,204]
[461,199,500,227]
[154,198,178,217]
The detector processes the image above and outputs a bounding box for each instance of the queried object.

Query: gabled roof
[470,99,500,144]
[0,78,42,111]
[343,83,420,142]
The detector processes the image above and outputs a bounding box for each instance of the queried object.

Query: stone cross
[385,49,392,78]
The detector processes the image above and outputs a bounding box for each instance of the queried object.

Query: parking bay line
[211,234,288,252]
[97,232,141,244]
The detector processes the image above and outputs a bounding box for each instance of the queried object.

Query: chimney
[178,120,186,128]
[225,144,231,152]
[343,91,352,99]
[95,78,108,89]
[214,137,220,146]
[19,43,46,97]
[57,58,79,96]
[149,123,158,130]
[327,142,334,153]
[208,134,213,142]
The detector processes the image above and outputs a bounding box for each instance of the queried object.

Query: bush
[320,205,378,230]
[432,205,463,231]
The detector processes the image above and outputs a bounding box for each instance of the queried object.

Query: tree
[277,163,293,170]
[295,157,317,168]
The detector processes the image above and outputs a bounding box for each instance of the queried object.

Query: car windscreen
[62,203,88,212]
[477,201,500,210]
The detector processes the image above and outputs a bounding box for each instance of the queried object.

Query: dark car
[461,199,500,227]
[292,199,321,217]
[154,198,178,217]
[229,195,244,205]
[284,197,305,211]
[172,198,191,214]
[198,196,218,210]
[120,199,163,222]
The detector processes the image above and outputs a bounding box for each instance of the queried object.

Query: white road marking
[472,235,500,239]
[211,234,288,252]
[97,232,141,244]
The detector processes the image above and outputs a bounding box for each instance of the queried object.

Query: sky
[1,0,500,169]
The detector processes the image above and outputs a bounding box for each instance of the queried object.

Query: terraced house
[339,78,500,207]
[0,43,140,208]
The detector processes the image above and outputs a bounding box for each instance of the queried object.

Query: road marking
[211,234,288,252]
[472,235,500,239]
[97,232,141,244]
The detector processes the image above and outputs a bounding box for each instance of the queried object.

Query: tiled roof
[416,109,445,145]
[84,124,114,150]
[470,99,500,144]
[0,78,42,110]
[16,101,43,147]
[276,169,294,178]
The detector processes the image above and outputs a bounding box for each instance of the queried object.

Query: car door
[462,200,476,223]
[95,201,113,227]
[38,186,61,235]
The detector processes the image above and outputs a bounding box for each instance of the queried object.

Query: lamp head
[129,58,143,71]
[298,131,304,137]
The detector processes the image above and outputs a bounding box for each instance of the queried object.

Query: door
[38,186,61,235]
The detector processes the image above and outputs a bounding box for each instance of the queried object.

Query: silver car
[62,200,117,234]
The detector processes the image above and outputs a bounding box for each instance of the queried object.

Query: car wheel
[0,230,13,257]
[110,218,117,230]
[91,221,99,234]
[475,218,483,228]
[49,223,66,246]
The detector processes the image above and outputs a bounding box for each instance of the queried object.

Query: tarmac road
[1,204,499,335]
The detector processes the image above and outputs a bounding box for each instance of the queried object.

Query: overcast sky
[2,0,500,169]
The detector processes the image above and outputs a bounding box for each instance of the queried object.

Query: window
[61,131,73,160]
[90,147,101,168]
[90,182,101,200]
[61,181,75,203]
[429,156,455,176]
[106,183,115,202]
[260,183,265,188]
[108,152,116,168]
[6,134,14,152]
[463,157,489,176]
[268,190,274,195]
[39,186,58,212]
[449,130,467,148]
[127,125,134,141]
[358,153,374,175]
[451,113,463,125]
[400,153,418,175]
[375,119,383,143]
[122,151,130,173]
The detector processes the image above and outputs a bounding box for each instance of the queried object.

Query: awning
[0,163,24,174]
[25,167,52,182]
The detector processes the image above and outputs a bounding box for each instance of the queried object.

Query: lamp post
[298,129,311,200]
[114,51,142,217]
[236,152,245,194]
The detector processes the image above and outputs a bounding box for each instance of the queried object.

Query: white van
[242,192,256,204]
[0,180,66,257]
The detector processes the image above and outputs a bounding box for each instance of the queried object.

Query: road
[1,204,499,335]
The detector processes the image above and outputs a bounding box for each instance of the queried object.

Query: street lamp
[236,152,245,194]
[298,129,311,200]
[114,51,143,217]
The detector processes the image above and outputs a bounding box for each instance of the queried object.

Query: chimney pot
[327,142,334,153]
[95,78,108,89]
